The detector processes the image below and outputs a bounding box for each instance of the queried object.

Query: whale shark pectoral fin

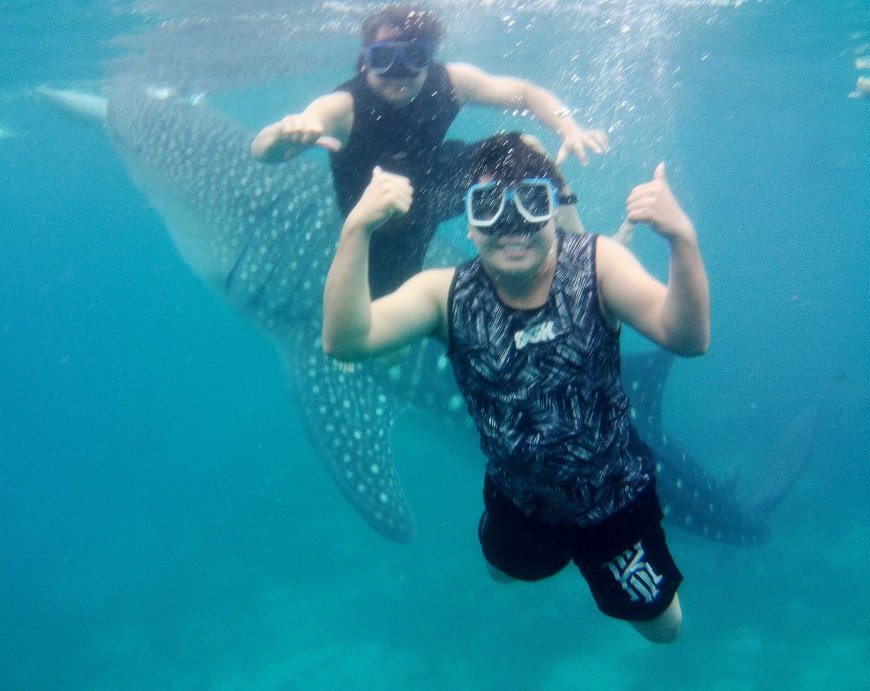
[35,86,108,123]
[621,349,675,438]
[282,331,416,542]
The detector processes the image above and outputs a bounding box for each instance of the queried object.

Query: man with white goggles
[466,178,557,231]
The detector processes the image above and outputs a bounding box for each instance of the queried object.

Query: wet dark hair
[360,5,445,48]
[469,132,566,188]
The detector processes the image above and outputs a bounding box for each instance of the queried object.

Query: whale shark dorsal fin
[622,349,675,437]
[283,329,416,542]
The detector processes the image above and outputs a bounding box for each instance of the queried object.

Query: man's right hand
[345,167,413,235]
[251,112,342,160]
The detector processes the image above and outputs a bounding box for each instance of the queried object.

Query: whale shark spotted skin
[44,84,791,544]
[104,83,417,541]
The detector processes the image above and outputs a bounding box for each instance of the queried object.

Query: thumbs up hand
[626,163,695,241]
[346,166,414,236]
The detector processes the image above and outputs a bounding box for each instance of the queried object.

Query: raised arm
[446,62,609,166]
[251,91,353,163]
[596,163,710,356]
[322,167,451,361]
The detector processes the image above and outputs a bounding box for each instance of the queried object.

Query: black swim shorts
[478,476,683,622]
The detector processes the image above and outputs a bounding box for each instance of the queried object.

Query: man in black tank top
[322,134,711,644]
[252,5,609,297]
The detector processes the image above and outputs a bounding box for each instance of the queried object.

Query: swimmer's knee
[631,593,682,644]
[636,616,681,644]
[485,563,515,583]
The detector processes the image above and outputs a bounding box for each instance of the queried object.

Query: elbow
[322,332,365,363]
[662,321,710,358]
[676,331,710,358]
[322,342,355,363]
[322,334,346,360]
[681,341,709,358]
[321,327,338,358]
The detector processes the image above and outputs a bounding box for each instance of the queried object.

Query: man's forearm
[523,84,583,139]
[662,234,710,356]
[322,219,375,358]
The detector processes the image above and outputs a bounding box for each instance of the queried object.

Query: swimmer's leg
[630,593,682,643]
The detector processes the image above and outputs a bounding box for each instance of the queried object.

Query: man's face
[363,26,428,107]
[470,221,557,277]
[468,175,557,277]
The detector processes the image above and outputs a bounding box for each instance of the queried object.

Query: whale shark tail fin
[281,328,417,542]
[737,376,842,516]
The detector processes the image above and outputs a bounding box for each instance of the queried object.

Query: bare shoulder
[409,267,455,303]
[596,233,639,267]
[595,233,625,269]
[409,268,454,326]
[594,233,647,295]
[377,268,455,342]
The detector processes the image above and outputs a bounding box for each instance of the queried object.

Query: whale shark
[38,83,815,545]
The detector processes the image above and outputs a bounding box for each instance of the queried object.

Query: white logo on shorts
[604,541,663,603]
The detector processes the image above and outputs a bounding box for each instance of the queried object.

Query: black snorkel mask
[364,39,433,78]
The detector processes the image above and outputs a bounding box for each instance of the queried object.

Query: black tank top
[447,232,654,526]
[330,63,460,215]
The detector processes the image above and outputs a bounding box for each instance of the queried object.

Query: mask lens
[516,182,553,219]
[366,43,399,72]
[403,41,431,71]
[469,184,506,224]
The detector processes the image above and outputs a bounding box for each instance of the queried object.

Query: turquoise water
[1,1,868,688]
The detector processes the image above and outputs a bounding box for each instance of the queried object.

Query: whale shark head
[106,83,339,332]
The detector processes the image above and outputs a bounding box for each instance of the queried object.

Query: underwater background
[1,1,868,688]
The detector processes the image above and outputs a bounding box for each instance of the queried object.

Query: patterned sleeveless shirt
[447,232,654,526]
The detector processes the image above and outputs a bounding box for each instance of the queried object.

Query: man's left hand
[556,128,609,166]
[626,163,695,242]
